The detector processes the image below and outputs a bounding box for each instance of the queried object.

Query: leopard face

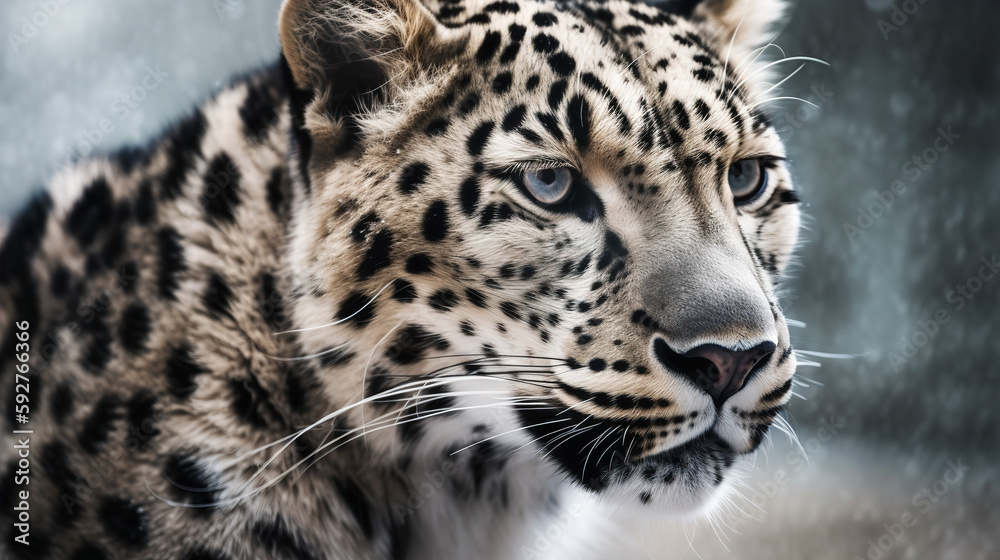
[280,0,799,514]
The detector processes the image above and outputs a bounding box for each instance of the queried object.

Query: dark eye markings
[491,167,604,223]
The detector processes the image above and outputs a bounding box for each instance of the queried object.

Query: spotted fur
[1,0,802,558]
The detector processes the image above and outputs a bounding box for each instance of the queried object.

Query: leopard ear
[664,0,787,57]
[279,0,442,89]
[278,0,455,154]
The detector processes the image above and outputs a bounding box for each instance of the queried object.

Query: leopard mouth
[516,402,738,494]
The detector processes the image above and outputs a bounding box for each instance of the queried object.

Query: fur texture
[0,1,802,558]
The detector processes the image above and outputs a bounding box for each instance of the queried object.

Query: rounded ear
[278,0,461,161]
[279,0,442,92]
[664,0,787,57]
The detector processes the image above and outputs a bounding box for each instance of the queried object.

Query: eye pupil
[727,158,767,204]
[538,168,557,184]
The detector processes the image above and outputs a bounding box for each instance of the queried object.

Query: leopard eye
[727,158,768,204]
[522,167,574,205]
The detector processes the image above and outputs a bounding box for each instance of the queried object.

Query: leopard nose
[653,338,777,406]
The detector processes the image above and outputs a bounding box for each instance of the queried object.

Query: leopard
[0,0,804,558]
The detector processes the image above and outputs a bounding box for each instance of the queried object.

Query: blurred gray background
[1,1,997,558]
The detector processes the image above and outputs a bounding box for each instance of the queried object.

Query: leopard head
[279,0,799,514]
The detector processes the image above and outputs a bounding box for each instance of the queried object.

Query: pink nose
[655,339,776,406]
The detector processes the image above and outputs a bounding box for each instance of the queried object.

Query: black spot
[484,1,519,14]
[532,33,560,54]
[612,360,630,372]
[163,451,219,516]
[525,74,540,91]
[459,177,481,217]
[240,82,278,140]
[425,117,450,136]
[386,325,451,365]
[392,278,417,303]
[202,153,242,225]
[465,288,488,308]
[619,24,644,36]
[66,177,114,249]
[547,52,576,77]
[694,99,711,120]
[99,497,148,547]
[588,359,606,372]
[693,67,715,81]
[457,92,481,115]
[69,543,109,560]
[252,515,321,560]
[203,272,235,319]
[492,72,513,94]
[476,31,503,62]
[398,162,430,194]
[406,253,434,274]
[119,303,151,354]
[126,390,160,450]
[499,301,522,321]
[467,121,495,156]
[160,109,208,200]
[597,230,628,271]
[548,79,568,109]
[501,105,527,132]
[265,168,285,216]
[81,318,114,375]
[258,273,286,331]
[337,291,377,328]
[50,265,71,298]
[579,73,631,134]
[428,289,459,312]
[358,229,395,280]
[134,180,157,224]
[50,382,75,425]
[112,144,150,174]
[672,100,691,130]
[165,343,209,400]
[536,112,565,142]
[705,129,727,149]
[79,394,122,454]
[351,211,380,243]
[533,12,558,26]
[566,94,591,152]
[157,226,187,300]
[520,265,536,280]
[422,200,450,242]
[479,203,498,227]
[779,190,802,204]
[230,376,281,428]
